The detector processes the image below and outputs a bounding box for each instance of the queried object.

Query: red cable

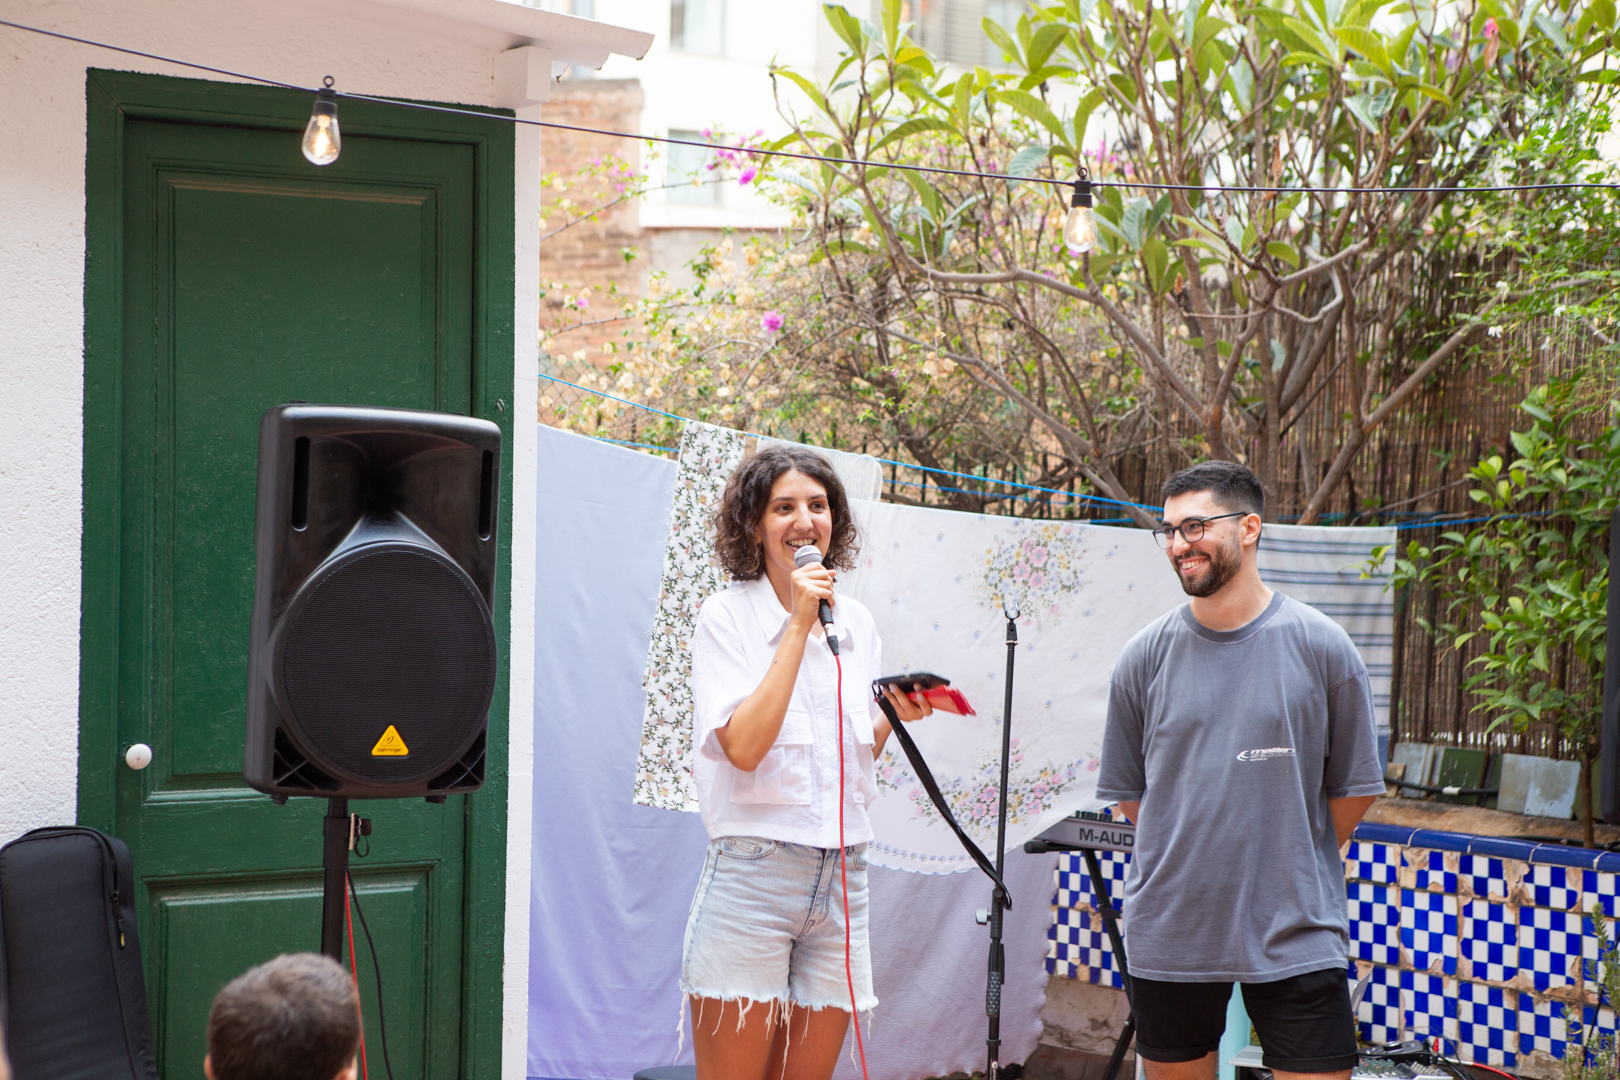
[833,652,871,1080]
[346,872,370,1080]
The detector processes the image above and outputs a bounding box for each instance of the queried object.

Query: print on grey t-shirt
[1096,591,1385,983]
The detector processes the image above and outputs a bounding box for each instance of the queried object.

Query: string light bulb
[301,76,341,166]
[1063,170,1099,255]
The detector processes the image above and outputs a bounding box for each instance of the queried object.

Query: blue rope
[591,435,678,454]
[1391,511,1548,531]
[541,371,1162,512]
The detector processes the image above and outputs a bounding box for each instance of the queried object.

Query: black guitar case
[0,826,158,1080]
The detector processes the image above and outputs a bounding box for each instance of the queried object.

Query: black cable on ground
[1383,774,1500,797]
[347,873,397,1080]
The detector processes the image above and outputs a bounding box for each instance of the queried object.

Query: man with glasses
[1097,461,1383,1080]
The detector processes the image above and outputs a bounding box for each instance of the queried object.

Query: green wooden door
[81,72,514,1080]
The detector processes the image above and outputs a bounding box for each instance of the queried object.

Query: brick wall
[538,79,647,400]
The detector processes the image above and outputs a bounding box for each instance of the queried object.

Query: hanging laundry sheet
[633,422,1395,873]
[1254,524,1396,749]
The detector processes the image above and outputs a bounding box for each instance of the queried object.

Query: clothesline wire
[6,16,1619,197]
[540,370,1163,511]
[548,376,1571,533]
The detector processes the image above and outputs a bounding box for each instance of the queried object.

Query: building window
[912,0,1028,69]
[666,130,719,205]
[671,0,723,55]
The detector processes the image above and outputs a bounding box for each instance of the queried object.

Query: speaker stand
[321,797,350,961]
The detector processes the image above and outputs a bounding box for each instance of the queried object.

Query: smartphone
[872,672,949,695]
[871,673,976,716]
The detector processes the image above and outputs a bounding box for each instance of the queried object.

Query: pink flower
[760,311,784,332]
[739,166,758,185]
[1483,16,1499,37]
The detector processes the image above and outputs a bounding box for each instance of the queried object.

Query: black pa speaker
[1601,508,1620,823]
[245,404,501,801]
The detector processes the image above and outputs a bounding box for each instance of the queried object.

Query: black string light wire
[3,15,1617,197]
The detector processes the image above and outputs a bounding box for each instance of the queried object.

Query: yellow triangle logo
[371,725,409,757]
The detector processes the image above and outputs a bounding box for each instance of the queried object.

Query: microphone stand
[985,602,1018,1079]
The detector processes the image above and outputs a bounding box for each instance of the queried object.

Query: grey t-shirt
[1096,591,1385,982]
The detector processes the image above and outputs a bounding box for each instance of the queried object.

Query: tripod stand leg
[1102,1013,1135,1080]
[1081,848,1136,1080]
[321,797,350,961]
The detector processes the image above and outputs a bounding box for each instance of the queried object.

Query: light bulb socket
[312,87,338,119]
[1070,178,1093,209]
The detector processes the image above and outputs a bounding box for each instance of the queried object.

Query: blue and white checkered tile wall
[1046,832,1620,1072]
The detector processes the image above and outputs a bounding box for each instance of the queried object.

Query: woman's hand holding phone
[880,683,934,724]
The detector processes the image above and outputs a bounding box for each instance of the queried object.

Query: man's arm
[1117,801,1140,824]
[1330,795,1376,848]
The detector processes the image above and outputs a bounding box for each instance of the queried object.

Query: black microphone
[793,544,839,655]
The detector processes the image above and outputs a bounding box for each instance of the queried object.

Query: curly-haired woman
[684,444,930,1080]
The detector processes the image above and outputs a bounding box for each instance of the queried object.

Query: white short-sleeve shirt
[690,575,885,848]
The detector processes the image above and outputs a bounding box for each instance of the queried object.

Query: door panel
[148,869,430,1080]
[113,116,475,1080]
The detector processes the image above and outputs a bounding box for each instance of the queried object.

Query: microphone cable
[833,648,872,1080]
[344,878,370,1080]
[347,872,398,1080]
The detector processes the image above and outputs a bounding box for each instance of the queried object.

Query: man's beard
[1171,534,1242,598]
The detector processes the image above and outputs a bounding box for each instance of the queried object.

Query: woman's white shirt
[690,575,883,848]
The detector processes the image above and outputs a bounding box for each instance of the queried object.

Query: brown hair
[207,953,359,1080]
[711,445,860,580]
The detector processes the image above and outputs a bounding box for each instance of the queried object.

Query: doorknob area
[124,743,153,770]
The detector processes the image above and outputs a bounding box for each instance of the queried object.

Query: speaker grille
[282,546,495,783]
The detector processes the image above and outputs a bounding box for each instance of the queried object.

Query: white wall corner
[495,45,553,107]
[501,97,543,1080]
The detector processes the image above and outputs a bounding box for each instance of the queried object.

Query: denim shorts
[680,836,877,1013]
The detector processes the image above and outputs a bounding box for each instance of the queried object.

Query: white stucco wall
[0,4,646,1078]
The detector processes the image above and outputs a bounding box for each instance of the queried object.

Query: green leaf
[1122,196,1151,250]
[1266,240,1300,268]
[1281,16,1341,62]
[880,0,902,52]
[771,169,824,197]
[1020,65,1078,91]
[900,170,943,223]
[1224,214,1245,252]
[953,74,975,133]
[1072,86,1107,146]
[1342,92,1380,132]
[774,68,833,115]
[1142,235,1172,293]
[807,238,874,264]
[1411,82,1454,108]
[1027,24,1071,70]
[823,4,867,56]
[870,116,959,152]
[992,89,1070,142]
[1007,144,1050,177]
[1191,15,1232,59]
[1532,11,1570,51]
[1336,26,1393,74]
[982,16,1021,63]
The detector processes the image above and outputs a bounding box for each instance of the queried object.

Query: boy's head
[205,953,360,1080]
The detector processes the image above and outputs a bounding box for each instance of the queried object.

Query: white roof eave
[310,0,653,68]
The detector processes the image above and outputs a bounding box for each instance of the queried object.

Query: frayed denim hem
[674,991,878,1067]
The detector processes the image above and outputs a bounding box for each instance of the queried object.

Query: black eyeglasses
[1152,512,1247,548]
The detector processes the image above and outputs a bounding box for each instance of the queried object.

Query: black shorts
[1130,966,1359,1073]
